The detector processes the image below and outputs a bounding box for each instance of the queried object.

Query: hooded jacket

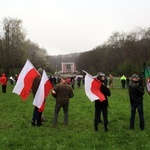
[0,74,7,85]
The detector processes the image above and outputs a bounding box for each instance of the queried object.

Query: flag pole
[82,70,94,79]
[143,62,146,78]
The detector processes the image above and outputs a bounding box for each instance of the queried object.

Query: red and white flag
[84,72,105,102]
[12,59,39,100]
[33,70,53,112]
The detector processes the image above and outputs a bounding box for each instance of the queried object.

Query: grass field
[0,78,150,150]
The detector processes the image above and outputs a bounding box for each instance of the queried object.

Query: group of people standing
[31,68,74,127]
[94,72,145,132]
[31,70,145,132]
[1,69,145,132]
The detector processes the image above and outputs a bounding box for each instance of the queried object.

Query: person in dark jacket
[94,73,111,132]
[52,77,74,127]
[126,76,130,88]
[77,76,82,88]
[31,68,43,126]
[129,74,145,130]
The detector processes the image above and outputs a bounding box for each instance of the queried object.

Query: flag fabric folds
[144,63,150,94]
[84,72,105,102]
[33,70,53,112]
[12,59,39,100]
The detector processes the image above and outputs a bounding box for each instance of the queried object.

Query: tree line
[0,17,53,76]
[48,27,150,77]
[76,28,150,76]
[0,17,150,77]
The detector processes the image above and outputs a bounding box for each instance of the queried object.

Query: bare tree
[24,39,49,70]
[0,17,26,76]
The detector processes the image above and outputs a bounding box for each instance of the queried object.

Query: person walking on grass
[94,73,111,132]
[52,77,74,127]
[129,74,145,130]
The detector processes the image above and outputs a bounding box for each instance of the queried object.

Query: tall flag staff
[144,62,150,94]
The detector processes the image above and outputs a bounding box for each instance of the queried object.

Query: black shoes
[31,121,35,126]
[105,128,108,132]
[31,120,42,126]
[95,126,98,131]
[94,127,108,132]
[37,123,42,126]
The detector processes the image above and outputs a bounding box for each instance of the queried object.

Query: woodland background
[0,17,150,77]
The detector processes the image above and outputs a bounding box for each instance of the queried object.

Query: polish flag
[12,60,39,100]
[33,70,53,112]
[84,72,105,102]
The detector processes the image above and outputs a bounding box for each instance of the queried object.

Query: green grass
[0,78,150,150]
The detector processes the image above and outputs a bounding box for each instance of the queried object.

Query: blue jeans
[130,103,144,129]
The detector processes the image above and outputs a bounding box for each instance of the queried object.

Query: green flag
[144,63,150,94]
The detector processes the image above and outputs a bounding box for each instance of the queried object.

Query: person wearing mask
[52,77,74,127]
[94,73,111,132]
[129,74,145,130]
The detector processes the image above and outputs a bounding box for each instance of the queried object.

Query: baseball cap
[131,74,139,79]
[97,72,105,80]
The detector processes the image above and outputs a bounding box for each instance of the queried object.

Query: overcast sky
[1,0,150,55]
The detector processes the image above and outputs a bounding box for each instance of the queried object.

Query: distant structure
[61,62,76,73]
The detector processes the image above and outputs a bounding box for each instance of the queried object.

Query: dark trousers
[121,80,126,89]
[130,103,144,129]
[2,85,6,93]
[71,84,74,89]
[32,106,42,125]
[98,110,102,122]
[53,103,69,125]
[94,107,108,130]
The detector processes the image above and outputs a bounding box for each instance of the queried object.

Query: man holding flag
[12,60,53,126]
[31,68,43,126]
[31,68,53,126]
[84,71,111,132]
[94,73,111,132]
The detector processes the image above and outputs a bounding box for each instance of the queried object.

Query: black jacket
[95,84,111,109]
[129,81,144,104]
